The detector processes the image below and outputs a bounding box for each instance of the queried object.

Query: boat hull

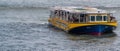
[68,25,116,36]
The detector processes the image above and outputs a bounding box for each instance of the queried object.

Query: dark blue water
[0,0,120,51]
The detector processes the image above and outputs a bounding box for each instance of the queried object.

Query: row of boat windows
[50,10,108,22]
[90,16,107,22]
[50,10,87,22]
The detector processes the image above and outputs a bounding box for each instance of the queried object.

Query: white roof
[52,6,109,14]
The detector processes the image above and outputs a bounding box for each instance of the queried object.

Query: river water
[0,0,120,51]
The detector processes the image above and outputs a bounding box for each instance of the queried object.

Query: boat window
[64,12,66,20]
[96,16,102,21]
[90,16,95,21]
[60,10,63,20]
[79,14,86,22]
[80,14,85,17]
[103,16,107,21]
[54,10,57,16]
[59,10,61,17]
[57,10,59,17]
[62,11,66,20]
[66,12,69,21]
[62,11,64,20]
[58,10,60,17]
[59,10,62,19]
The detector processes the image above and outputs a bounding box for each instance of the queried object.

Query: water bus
[48,6,117,36]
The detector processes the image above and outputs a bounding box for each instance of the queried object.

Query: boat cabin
[50,7,116,23]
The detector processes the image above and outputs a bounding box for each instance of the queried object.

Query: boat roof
[51,6,109,14]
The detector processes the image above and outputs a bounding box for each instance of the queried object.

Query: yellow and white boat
[48,6,117,36]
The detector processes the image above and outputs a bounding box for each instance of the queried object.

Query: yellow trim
[68,22,117,30]
[48,17,117,32]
